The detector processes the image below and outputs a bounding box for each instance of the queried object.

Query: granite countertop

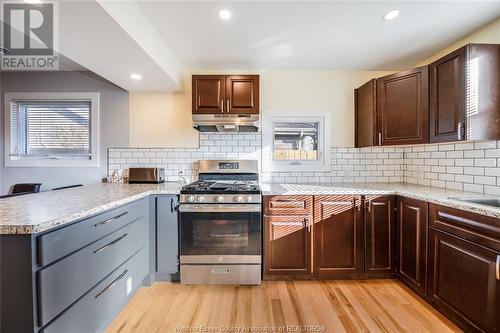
[262,182,500,219]
[1,181,500,235]
[0,182,183,235]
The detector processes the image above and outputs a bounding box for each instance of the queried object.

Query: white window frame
[4,92,100,168]
[262,110,331,172]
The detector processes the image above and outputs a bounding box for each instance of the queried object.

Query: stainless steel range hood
[193,114,259,132]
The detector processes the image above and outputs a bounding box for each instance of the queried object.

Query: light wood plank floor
[105,280,461,333]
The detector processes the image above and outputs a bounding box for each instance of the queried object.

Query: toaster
[128,168,165,184]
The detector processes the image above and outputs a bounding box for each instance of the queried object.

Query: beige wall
[261,70,391,147]
[129,18,500,149]
[416,17,500,66]
[129,69,391,147]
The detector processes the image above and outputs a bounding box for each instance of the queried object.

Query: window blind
[10,100,92,159]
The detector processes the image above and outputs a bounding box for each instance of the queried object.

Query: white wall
[0,71,129,194]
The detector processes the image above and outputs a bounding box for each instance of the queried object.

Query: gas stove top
[181,180,261,195]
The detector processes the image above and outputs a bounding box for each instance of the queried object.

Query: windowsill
[5,158,99,168]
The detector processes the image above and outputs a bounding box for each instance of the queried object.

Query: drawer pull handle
[211,268,230,275]
[94,212,128,227]
[93,233,128,254]
[94,269,128,299]
[496,255,500,280]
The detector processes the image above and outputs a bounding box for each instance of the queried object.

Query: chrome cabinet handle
[93,233,128,254]
[226,99,230,113]
[356,196,362,211]
[378,132,382,146]
[94,212,128,227]
[305,217,311,232]
[457,122,464,140]
[94,269,128,299]
[220,100,224,113]
[496,255,500,280]
[366,200,372,212]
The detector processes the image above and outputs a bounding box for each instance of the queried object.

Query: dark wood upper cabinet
[430,44,500,143]
[377,67,429,145]
[428,229,499,333]
[225,75,259,114]
[429,46,466,143]
[355,79,377,147]
[192,75,225,114]
[192,75,259,114]
[263,215,311,278]
[396,197,428,296]
[466,44,500,141]
[313,195,363,278]
[364,195,395,278]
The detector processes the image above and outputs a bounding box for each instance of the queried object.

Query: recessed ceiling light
[383,9,400,21]
[218,9,231,20]
[24,0,42,3]
[130,73,142,80]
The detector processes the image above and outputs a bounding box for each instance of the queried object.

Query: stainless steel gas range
[179,160,262,285]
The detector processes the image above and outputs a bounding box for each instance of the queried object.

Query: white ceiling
[138,1,500,70]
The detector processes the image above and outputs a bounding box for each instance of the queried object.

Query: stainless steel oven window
[180,211,261,256]
[192,218,249,247]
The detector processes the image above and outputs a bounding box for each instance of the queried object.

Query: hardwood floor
[105,280,461,333]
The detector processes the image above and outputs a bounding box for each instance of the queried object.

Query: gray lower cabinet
[0,197,162,333]
[155,196,179,275]
[38,217,147,326]
[42,247,148,333]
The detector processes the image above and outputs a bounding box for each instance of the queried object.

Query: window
[5,92,99,167]
[263,111,331,172]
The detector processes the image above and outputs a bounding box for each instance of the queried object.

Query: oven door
[179,204,261,264]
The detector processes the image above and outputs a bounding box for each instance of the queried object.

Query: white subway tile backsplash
[108,135,500,194]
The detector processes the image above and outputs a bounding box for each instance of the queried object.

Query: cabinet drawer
[38,199,146,267]
[38,217,147,326]
[42,247,148,333]
[263,195,312,216]
[429,204,500,251]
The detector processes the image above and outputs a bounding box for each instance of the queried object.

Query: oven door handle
[179,204,261,213]
[210,233,242,238]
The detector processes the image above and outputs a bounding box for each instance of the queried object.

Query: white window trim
[4,92,100,168]
[262,110,331,172]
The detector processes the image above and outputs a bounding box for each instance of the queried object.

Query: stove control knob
[246,196,254,203]
[196,196,205,203]
[235,195,244,203]
[187,195,196,203]
[216,196,224,203]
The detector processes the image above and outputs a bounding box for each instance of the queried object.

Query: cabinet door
[156,196,179,273]
[365,195,395,278]
[355,79,377,147]
[313,196,363,278]
[225,75,259,114]
[264,215,311,278]
[377,67,429,145]
[396,197,428,296]
[192,75,225,114]
[429,46,466,143]
[428,229,500,333]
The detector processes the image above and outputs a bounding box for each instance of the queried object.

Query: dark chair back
[52,184,83,191]
[11,183,42,195]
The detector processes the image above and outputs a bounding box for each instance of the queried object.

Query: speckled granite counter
[262,182,500,219]
[0,182,183,234]
[2,182,500,235]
